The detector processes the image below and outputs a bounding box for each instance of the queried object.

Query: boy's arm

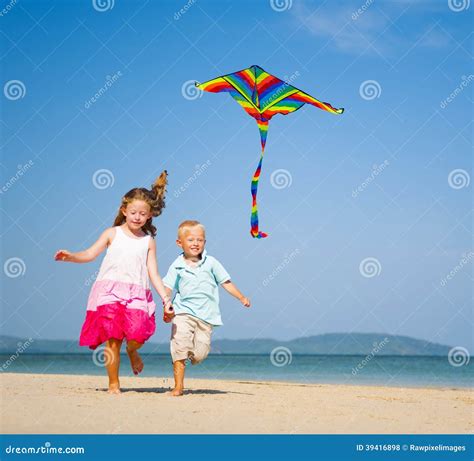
[146,239,171,308]
[221,281,250,307]
[54,228,112,263]
[212,258,250,307]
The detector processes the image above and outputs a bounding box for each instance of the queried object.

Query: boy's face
[177,227,206,258]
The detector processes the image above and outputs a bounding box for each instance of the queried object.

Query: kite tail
[250,119,269,239]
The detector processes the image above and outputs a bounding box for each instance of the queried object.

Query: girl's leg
[105,338,122,394]
[170,359,185,396]
[126,340,144,375]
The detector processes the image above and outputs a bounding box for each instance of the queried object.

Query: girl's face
[121,200,152,231]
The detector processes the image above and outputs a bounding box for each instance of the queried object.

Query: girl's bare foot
[126,347,144,375]
[108,382,121,394]
[108,388,121,394]
[168,388,183,397]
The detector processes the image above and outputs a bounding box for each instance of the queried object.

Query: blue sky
[1,0,472,350]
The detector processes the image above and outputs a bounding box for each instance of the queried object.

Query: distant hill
[0,333,451,356]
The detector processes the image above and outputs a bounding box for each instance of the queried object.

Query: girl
[55,171,173,394]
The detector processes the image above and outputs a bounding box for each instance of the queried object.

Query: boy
[163,220,250,396]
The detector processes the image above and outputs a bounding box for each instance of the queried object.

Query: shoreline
[1,373,472,434]
[1,371,472,391]
[0,351,456,356]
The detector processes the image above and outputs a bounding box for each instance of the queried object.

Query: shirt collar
[175,249,208,269]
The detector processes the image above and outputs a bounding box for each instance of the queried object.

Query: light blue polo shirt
[163,250,231,326]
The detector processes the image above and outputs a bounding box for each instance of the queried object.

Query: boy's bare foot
[126,347,144,375]
[168,388,184,397]
[171,359,185,396]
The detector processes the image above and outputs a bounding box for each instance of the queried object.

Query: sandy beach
[1,373,472,434]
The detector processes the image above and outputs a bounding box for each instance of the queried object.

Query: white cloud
[292,1,450,56]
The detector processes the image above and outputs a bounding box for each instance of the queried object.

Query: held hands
[163,308,174,323]
[54,250,72,262]
[240,296,251,308]
[162,297,175,323]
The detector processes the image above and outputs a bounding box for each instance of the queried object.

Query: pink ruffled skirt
[79,302,156,350]
[80,279,157,350]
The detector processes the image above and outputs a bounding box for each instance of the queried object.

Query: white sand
[1,373,472,434]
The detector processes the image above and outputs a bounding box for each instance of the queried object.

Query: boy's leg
[190,319,212,365]
[169,315,195,396]
[170,359,185,396]
[126,339,144,375]
[105,338,122,394]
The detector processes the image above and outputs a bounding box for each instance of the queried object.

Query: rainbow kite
[196,65,344,239]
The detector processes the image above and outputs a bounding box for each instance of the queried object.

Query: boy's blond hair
[177,220,206,239]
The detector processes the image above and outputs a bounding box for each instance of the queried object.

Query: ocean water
[1,353,472,388]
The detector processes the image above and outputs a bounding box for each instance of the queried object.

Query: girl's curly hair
[113,170,168,237]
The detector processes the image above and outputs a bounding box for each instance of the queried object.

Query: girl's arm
[54,228,113,263]
[163,286,174,322]
[147,238,172,309]
[221,281,251,307]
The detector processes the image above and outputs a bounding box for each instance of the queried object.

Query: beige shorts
[170,314,213,364]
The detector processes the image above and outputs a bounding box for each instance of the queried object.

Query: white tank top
[96,226,151,289]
